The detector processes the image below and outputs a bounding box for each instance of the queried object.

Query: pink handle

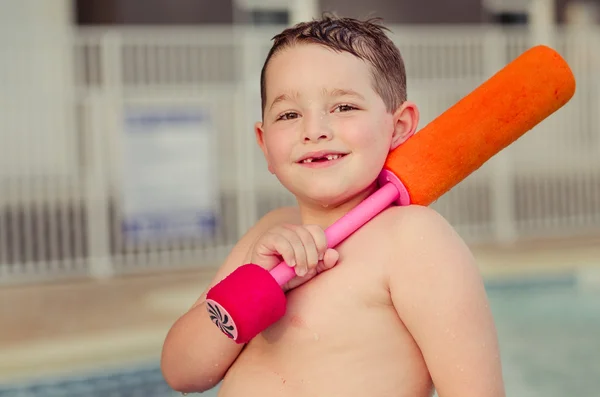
[269,180,404,286]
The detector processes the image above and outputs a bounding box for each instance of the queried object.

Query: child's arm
[160,206,301,394]
[387,205,505,397]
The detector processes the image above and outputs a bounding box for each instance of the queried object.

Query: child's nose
[302,114,333,142]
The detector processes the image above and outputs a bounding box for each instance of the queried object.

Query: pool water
[488,283,600,397]
[0,363,180,397]
[1,281,598,397]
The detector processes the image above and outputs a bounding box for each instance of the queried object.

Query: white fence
[0,24,599,285]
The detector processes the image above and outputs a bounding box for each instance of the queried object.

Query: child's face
[255,43,416,207]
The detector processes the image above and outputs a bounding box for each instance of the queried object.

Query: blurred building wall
[74,0,600,25]
[75,0,484,25]
[320,0,485,23]
[76,0,235,24]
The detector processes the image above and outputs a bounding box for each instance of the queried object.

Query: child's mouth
[300,154,345,163]
[298,153,348,168]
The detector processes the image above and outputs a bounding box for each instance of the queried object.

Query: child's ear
[254,121,275,174]
[390,101,420,150]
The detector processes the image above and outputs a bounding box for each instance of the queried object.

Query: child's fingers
[321,248,339,270]
[276,226,308,275]
[289,226,319,277]
[304,225,328,259]
[256,230,297,269]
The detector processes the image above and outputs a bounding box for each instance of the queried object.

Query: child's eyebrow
[269,93,295,112]
[324,88,366,101]
[268,88,365,112]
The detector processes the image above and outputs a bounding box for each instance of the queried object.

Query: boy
[161,15,505,397]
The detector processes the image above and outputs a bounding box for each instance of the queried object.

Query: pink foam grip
[378,169,411,206]
[206,263,286,344]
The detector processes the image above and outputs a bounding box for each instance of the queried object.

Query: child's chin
[305,191,351,208]
[291,180,368,207]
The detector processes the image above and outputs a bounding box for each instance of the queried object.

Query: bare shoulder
[379,204,479,294]
[381,205,505,397]
[221,205,301,264]
[224,205,301,261]
[377,204,471,259]
[371,204,466,251]
[233,205,301,254]
[379,203,458,231]
[257,205,302,228]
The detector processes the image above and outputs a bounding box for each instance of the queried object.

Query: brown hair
[259,14,407,117]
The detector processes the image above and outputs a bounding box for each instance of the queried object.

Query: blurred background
[0,0,599,396]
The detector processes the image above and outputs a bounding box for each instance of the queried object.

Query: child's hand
[250,224,339,291]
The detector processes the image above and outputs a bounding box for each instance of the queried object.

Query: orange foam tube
[384,45,576,206]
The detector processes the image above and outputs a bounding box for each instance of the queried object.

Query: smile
[301,154,345,163]
[297,152,348,168]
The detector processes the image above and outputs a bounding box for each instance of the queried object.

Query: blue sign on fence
[120,104,219,241]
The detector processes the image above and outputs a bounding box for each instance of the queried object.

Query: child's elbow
[161,360,221,394]
[160,358,192,392]
[163,377,219,395]
[160,347,222,393]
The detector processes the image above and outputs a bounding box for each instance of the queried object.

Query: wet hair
[259,14,407,116]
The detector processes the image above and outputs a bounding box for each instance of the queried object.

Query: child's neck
[298,182,380,230]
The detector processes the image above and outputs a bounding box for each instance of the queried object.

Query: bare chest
[219,210,435,396]
[263,239,390,342]
[221,242,432,397]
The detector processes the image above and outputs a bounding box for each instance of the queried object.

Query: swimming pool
[0,364,181,397]
[487,278,600,397]
[1,278,598,397]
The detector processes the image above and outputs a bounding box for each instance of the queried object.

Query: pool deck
[1,237,599,384]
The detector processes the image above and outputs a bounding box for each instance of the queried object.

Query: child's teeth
[302,154,342,163]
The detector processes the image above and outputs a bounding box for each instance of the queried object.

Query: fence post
[233,29,261,240]
[85,32,121,279]
[528,0,556,48]
[484,29,518,245]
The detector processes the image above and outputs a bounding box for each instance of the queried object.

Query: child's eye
[334,104,357,112]
[277,112,300,121]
